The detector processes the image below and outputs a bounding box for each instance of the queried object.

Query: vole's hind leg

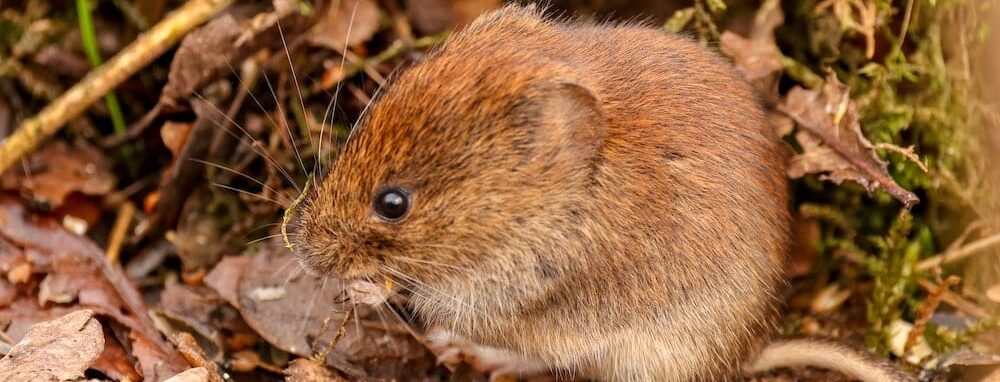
[426,328,554,381]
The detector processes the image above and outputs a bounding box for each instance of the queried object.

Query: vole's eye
[373,186,411,221]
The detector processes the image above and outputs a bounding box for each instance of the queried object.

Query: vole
[290,5,914,382]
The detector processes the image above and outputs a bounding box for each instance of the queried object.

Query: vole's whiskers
[211,182,284,206]
[297,276,327,334]
[281,265,303,290]
[191,158,290,203]
[273,260,305,286]
[343,75,383,147]
[316,0,360,177]
[192,92,301,192]
[277,20,310,177]
[225,59,284,137]
[383,265,482,316]
[246,233,284,246]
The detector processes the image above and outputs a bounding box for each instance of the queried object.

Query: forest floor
[0,0,998,381]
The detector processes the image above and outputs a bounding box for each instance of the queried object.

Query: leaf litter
[0,0,997,381]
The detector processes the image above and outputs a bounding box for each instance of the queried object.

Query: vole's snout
[287,204,384,282]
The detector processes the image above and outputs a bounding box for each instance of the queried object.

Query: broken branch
[0,0,235,175]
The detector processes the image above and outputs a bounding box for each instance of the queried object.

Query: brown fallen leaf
[161,121,195,158]
[0,140,114,209]
[307,0,381,52]
[285,358,348,382]
[205,245,439,380]
[781,73,920,208]
[719,0,784,98]
[203,255,250,306]
[170,332,224,382]
[0,309,104,382]
[161,2,310,105]
[0,195,188,381]
[93,329,143,382]
[163,367,210,382]
[405,0,500,34]
[155,277,255,364]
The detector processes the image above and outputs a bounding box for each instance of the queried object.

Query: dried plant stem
[904,276,959,357]
[916,233,1000,272]
[312,306,356,363]
[917,279,989,319]
[105,202,136,263]
[0,0,235,175]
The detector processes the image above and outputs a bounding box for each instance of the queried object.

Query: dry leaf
[162,14,242,104]
[161,121,195,158]
[0,140,114,208]
[781,73,919,208]
[92,331,143,382]
[405,0,500,34]
[0,309,104,382]
[719,0,784,98]
[170,332,224,382]
[285,358,348,382]
[163,367,210,382]
[809,284,851,313]
[307,0,381,52]
[0,195,188,381]
[161,3,309,104]
[204,255,250,306]
[207,244,437,379]
[789,216,820,277]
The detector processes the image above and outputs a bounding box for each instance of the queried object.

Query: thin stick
[311,305,356,363]
[105,201,136,263]
[0,0,235,175]
[916,233,1000,272]
[917,279,989,319]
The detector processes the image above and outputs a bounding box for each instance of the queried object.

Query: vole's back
[437,8,790,381]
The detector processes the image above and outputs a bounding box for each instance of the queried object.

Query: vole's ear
[511,79,606,163]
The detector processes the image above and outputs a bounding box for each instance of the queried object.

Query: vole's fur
[293,6,910,382]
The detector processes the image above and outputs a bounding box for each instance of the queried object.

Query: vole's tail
[745,338,916,382]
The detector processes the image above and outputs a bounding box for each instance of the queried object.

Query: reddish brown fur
[293,6,789,381]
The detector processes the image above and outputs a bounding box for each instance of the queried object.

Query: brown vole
[291,5,913,382]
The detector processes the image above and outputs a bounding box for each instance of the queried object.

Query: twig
[311,305,356,363]
[916,232,1000,272]
[105,201,136,263]
[0,0,235,175]
[875,143,928,173]
[904,276,960,357]
[917,279,989,320]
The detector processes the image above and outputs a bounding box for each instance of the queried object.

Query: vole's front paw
[426,328,552,381]
[344,279,395,305]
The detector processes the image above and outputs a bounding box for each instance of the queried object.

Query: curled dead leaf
[0,309,104,382]
[205,245,437,380]
[161,2,310,105]
[163,367,210,382]
[781,73,919,208]
[0,140,114,208]
[285,358,348,382]
[719,0,784,98]
[405,0,500,34]
[161,121,195,158]
[307,0,381,52]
